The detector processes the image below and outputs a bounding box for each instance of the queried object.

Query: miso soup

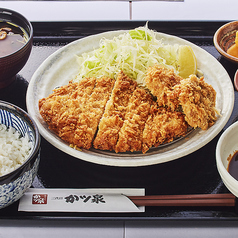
[0,21,28,57]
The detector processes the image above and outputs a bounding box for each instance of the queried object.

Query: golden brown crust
[39,78,96,136]
[173,75,217,130]
[145,64,182,111]
[39,66,218,154]
[115,87,153,153]
[142,107,189,154]
[39,77,115,149]
[93,71,137,151]
[72,77,115,149]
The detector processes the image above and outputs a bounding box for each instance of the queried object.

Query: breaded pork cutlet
[73,77,115,149]
[39,78,96,138]
[39,77,115,150]
[93,71,137,151]
[145,64,182,111]
[142,106,189,154]
[115,87,154,153]
[173,75,217,130]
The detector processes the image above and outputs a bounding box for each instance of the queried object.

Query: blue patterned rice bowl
[0,100,40,209]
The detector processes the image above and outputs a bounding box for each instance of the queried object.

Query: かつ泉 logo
[32,194,48,204]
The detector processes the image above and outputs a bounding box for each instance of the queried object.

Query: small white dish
[216,121,238,197]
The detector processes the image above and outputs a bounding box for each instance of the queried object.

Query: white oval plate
[26,30,234,167]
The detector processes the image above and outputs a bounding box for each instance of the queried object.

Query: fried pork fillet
[93,71,137,151]
[73,77,115,149]
[39,77,96,136]
[115,88,154,153]
[39,77,115,149]
[39,65,218,154]
[145,64,183,111]
[142,106,189,154]
[172,75,217,130]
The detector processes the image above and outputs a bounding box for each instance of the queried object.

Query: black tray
[1,21,238,221]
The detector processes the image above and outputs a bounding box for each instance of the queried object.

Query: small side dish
[227,150,238,180]
[213,21,238,63]
[227,31,238,58]
[0,22,28,57]
[234,70,238,91]
[216,120,238,198]
[0,8,33,88]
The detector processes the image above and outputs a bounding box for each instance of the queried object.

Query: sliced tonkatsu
[39,77,114,149]
[93,71,137,151]
[115,87,154,153]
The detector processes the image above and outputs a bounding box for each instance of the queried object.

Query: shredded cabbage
[74,25,180,86]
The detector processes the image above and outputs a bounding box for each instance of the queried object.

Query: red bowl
[0,8,33,89]
[234,70,238,91]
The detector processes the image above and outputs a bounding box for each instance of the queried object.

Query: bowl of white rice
[0,100,40,209]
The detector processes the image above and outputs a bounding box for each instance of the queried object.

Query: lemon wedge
[177,45,197,79]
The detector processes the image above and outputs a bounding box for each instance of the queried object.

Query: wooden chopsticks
[128,193,236,207]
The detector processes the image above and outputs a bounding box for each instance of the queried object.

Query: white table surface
[132,0,238,21]
[1,0,238,236]
[0,0,238,21]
